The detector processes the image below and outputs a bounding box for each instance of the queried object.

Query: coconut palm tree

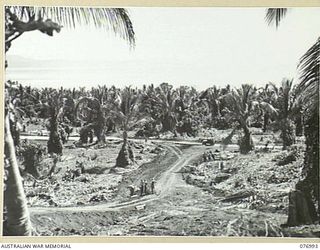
[4,107,33,236]
[221,84,257,154]
[222,84,277,154]
[147,83,179,133]
[111,87,141,167]
[275,78,296,149]
[199,86,222,121]
[266,8,319,225]
[76,96,106,144]
[292,39,320,225]
[4,5,135,236]
[175,86,197,120]
[174,86,199,135]
[257,83,278,132]
[46,90,66,154]
[291,85,304,136]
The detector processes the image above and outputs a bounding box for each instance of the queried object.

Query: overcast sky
[6,7,320,90]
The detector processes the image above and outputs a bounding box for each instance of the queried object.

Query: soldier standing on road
[140,180,144,196]
[151,178,155,194]
[144,180,148,195]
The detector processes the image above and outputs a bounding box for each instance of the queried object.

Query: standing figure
[140,180,144,196]
[151,178,155,194]
[144,180,148,195]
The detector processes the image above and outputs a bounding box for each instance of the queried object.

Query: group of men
[127,178,156,197]
[140,179,155,196]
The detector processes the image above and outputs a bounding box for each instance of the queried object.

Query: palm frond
[260,101,278,116]
[7,6,135,47]
[265,8,288,28]
[296,38,319,114]
[298,38,319,97]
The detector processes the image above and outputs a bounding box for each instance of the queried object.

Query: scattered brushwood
[75,160,85,175]
[38,194,58,206]
[90,153,98,161]
[281,224,320,238]
[47,154,60,177]
[266,162,301,184]
[20,142,46,178]
[267,172,291,184]
[89,194,108,202]
[185,174,207,187]
[221,190,255,203]
[213,173,231,183]
[135,119,158,138]
[276,150,299,166]
[62,164,85,181]
[223,216,284,237]
[179,165,197,174]
[150,145,164,154]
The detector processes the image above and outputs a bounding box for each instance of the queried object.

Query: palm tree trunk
[4,113,32,236]
[94,111,106,143]
[239,123,254,154]
[123,129,128,145]
[287,110,319,225]
[161,115,171,132]
[300,112,318,211]
[281,118,295,150]
[263,113,269,132]
[295,112,304,136]
[47,111,62,154]
[161,114,176,132]
[116,125,134,167]
[211,101,221,119]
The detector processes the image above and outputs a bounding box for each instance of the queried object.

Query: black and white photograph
[3,5,320,238]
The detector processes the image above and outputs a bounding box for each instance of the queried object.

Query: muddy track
[29,143,195,214]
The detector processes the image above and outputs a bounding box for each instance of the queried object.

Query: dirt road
[29,142,293,236]
[29,142,223,236]
[29,144,197,214]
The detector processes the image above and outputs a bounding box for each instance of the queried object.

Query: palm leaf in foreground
[265,8,288,28]
[6,6,135,47]
[297,38,320,112]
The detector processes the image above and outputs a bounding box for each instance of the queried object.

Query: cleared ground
[23,131,319,237]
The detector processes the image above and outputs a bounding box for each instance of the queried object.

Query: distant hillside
[6,55,73,68]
